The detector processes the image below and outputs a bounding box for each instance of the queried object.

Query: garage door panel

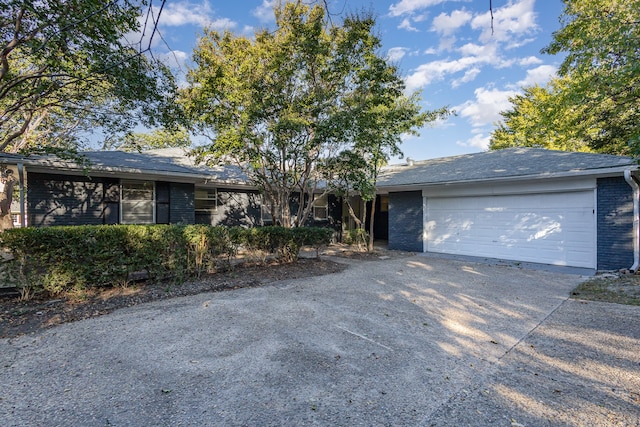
[426,191,595,268]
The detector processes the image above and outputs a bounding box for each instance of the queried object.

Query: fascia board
[23,163,256,189]
[378,165,637,193]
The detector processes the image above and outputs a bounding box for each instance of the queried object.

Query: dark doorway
[366,195,389,241]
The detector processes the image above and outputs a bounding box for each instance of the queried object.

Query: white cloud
[413,14,428,23]
[431,9,472,35]
[157,1,213,27]
[153,50,191,88]
[455,87,518,128]
[387,47,409,62]
[153,1,238,33]
[241,25,255,35]
[406,56,486,91]
[471,0,538,43]
[405,40,519,91]
[515,64,557,87]
[438,36,457,52]
[519,56,543,66]
[389,0,447,17]
[505,37,536,50]
[405,59,470,91]
[393,0,546,95]
[457,132,492,151]
[451,67,481,88]
[252,0,277,23]
[458,42,497,58]
[458,43,515,68]
[157,50,189,69]
[208,17,237,32]
[398,18,420,32]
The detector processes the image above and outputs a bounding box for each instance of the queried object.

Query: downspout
[17,162,25,228]
[624,170,639,272]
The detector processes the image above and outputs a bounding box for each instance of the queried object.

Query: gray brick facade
[27,173,196,226]
[388,191,423,252]
[27,172,108,226]
[597,176,635,270]
[195,190,262,227]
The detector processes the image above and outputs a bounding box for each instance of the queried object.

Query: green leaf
[182,2,449,228]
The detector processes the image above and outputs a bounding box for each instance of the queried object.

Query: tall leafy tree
[542,0,640,155]
[490,79,593,152]
[184,2,439,228]
[329,65,448,249]
[492,0,639,155]
[0,0,180,154]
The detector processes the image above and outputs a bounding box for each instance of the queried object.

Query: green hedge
[0,224,333,297]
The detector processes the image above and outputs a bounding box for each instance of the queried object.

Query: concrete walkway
[1,255,638,426]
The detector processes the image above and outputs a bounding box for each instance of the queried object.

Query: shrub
[238,227,272,263]
[0,225,190,295]
[183,225,239,275]
[0,224,333,297]
[343,228,368,248]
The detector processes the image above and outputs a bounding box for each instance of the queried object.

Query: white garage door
[425,191,596,268]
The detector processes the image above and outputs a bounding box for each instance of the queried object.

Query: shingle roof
[377,147,637,188]
[82,148,248,184]
[1,147,249,185]
[1,147,635,188]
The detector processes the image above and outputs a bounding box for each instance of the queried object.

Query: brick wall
[28,173,200,226]
[27,172,107,226]
[597,176,634,270]
[206,190,261,227]
[388,191,423,252]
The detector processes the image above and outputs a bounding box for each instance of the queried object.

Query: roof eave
[23,163,255,189]
[377,165,638,192]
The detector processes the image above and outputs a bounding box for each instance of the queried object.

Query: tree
[183,2,437,229]
[0,0,180,155]
[543,0,640,155]
[104,127,192,152]
[325,150,371,246]
[490,79,593,152]
[323,22,449,249]
[329,75,449,249]
[492,0,640,155]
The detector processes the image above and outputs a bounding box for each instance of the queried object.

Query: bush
[0,224,333,297]
[183,225,237,276]
[0,225,190,295]
[343,228,368,248]
[235,226,333,263]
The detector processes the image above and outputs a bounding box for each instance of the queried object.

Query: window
[313,194,328,220]
[195,188,217,212]
[121,180,155,224]
[261,196,273,224]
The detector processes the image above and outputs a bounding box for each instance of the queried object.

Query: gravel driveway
[1,254,639,426]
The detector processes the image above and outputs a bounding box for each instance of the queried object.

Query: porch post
[17,162,25,228]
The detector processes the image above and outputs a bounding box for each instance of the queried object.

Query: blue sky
[145,0,566,162]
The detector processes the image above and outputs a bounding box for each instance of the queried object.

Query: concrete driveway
[1,255,639,426]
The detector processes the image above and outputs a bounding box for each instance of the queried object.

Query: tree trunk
[344,197,362,229]
[280,191,291,228]
[368,197,376,252]
[359,200,368,250]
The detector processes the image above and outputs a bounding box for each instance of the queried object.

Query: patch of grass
[571,275,640,306]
